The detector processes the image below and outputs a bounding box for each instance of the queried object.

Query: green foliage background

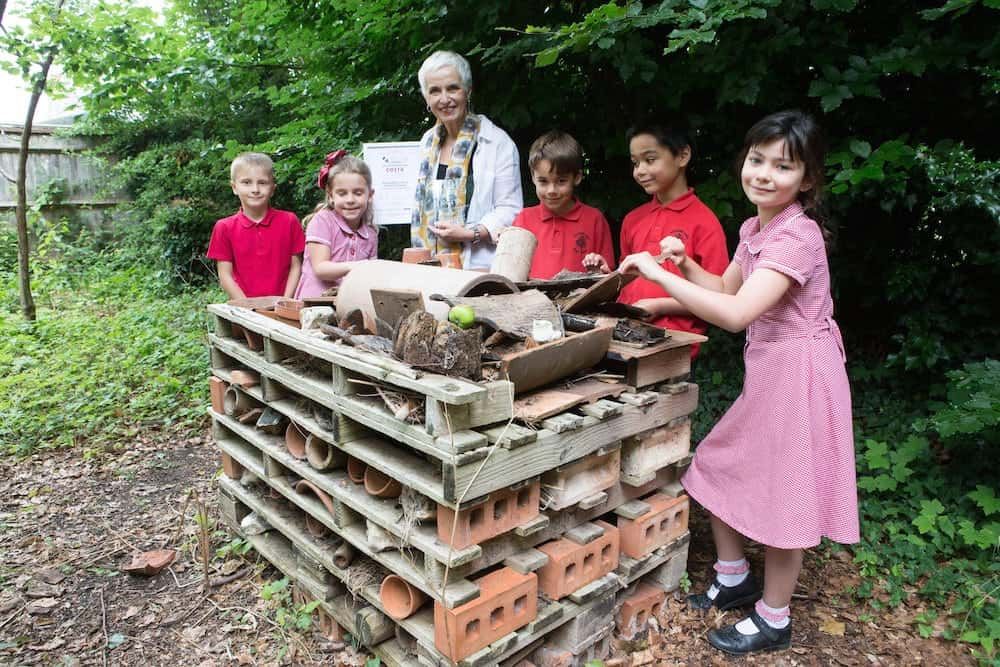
[1,0,998,660]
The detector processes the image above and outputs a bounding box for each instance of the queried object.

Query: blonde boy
[207,153,305,299]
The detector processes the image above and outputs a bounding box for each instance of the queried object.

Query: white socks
[706,558,749,600]
[737,599,791,635]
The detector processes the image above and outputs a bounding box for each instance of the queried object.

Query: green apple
[448,305,476,329]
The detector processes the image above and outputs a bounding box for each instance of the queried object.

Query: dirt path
[0,431,973,666]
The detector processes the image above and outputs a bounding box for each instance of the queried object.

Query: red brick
[221,453,244,480]
[437,481,539,549]
[229,369,260,388]
[617,583,665,639]
[434,567,537,662]
[209,376,228,414]
[536,520,619,600]
[618,494,689,559]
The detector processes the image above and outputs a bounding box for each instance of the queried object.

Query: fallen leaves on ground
[0,429,979,666]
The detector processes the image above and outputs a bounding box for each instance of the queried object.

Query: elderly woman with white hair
[411,50,523,270]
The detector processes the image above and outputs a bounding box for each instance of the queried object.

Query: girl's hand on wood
[658,236,687,268]
[582,252,610,273]
[619,251,660,279]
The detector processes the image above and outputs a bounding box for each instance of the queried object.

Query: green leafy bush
[853,361,1000,660]
[0,227,217,455]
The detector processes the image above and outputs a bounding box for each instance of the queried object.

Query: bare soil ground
[0,430,975,666]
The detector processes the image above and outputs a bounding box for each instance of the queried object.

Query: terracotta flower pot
[284,422,308,460]
[275,298,305,322]
[294,479,336,516]
[364,466,402,499]
[402,247,432,264]
[305,434,344,471]
[346,456,367,484]
[380,574,427,620]
[223,386,255,417]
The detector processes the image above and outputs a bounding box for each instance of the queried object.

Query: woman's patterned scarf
[410,113,480,253]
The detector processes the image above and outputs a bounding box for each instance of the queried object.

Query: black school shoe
[707,609,792,655]
[687,575,762,611]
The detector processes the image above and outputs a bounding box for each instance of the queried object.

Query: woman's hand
[619,251,664,280]
[582,253,611,274]
[429,221,473,243]
[659,236,687,268]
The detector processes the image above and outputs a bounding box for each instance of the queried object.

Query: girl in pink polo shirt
[295,151,379,298]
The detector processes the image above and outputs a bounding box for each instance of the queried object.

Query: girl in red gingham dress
[620,110,859,656]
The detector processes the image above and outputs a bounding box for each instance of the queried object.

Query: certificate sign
[362,141,421,226]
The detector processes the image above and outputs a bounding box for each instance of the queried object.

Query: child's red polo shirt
[207,207,305,297]
[512,200,615,279]
[617,189,728,336]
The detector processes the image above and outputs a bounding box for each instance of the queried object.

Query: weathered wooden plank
[210,304,503,404]
[221,474,479,609]
[449,384,699,501]
[540,413,585,433]
[578,398,624,420]
[211,335,449,457]
[512,378,629,423]
[481,422,537,450]
[212,372,460,508]
[503,549,549,574]
[213,411,481,568]
[224,504,411,666]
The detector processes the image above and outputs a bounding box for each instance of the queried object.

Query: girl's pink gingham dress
[681,202,860,548]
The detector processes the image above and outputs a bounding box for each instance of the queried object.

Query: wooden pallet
[215,411,690,608]
[210,342,699,505]
[218,479,690,667]
[604,330,706,389]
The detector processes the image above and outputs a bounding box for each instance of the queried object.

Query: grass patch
[0,240,220,455]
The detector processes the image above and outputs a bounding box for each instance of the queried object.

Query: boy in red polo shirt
[207,152,305,299]
[585,123,728,350]
[512,131,614,279]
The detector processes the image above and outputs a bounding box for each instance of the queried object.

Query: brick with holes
[617,582,666,639]
[536,520,620,600]
[618,493,689,558]
[434,567,538,662]
[436,480,539,549]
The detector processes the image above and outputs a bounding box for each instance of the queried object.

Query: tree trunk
[14,0,66,321]
[14,55,55,321]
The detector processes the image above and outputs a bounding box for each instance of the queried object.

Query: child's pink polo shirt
[512,200,615,279]
[207,207,305,297]
[294,208,378,299]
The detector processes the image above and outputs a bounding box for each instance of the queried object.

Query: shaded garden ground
[0,428,975,666]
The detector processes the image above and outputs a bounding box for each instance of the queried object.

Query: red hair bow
[317,149,348,189]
